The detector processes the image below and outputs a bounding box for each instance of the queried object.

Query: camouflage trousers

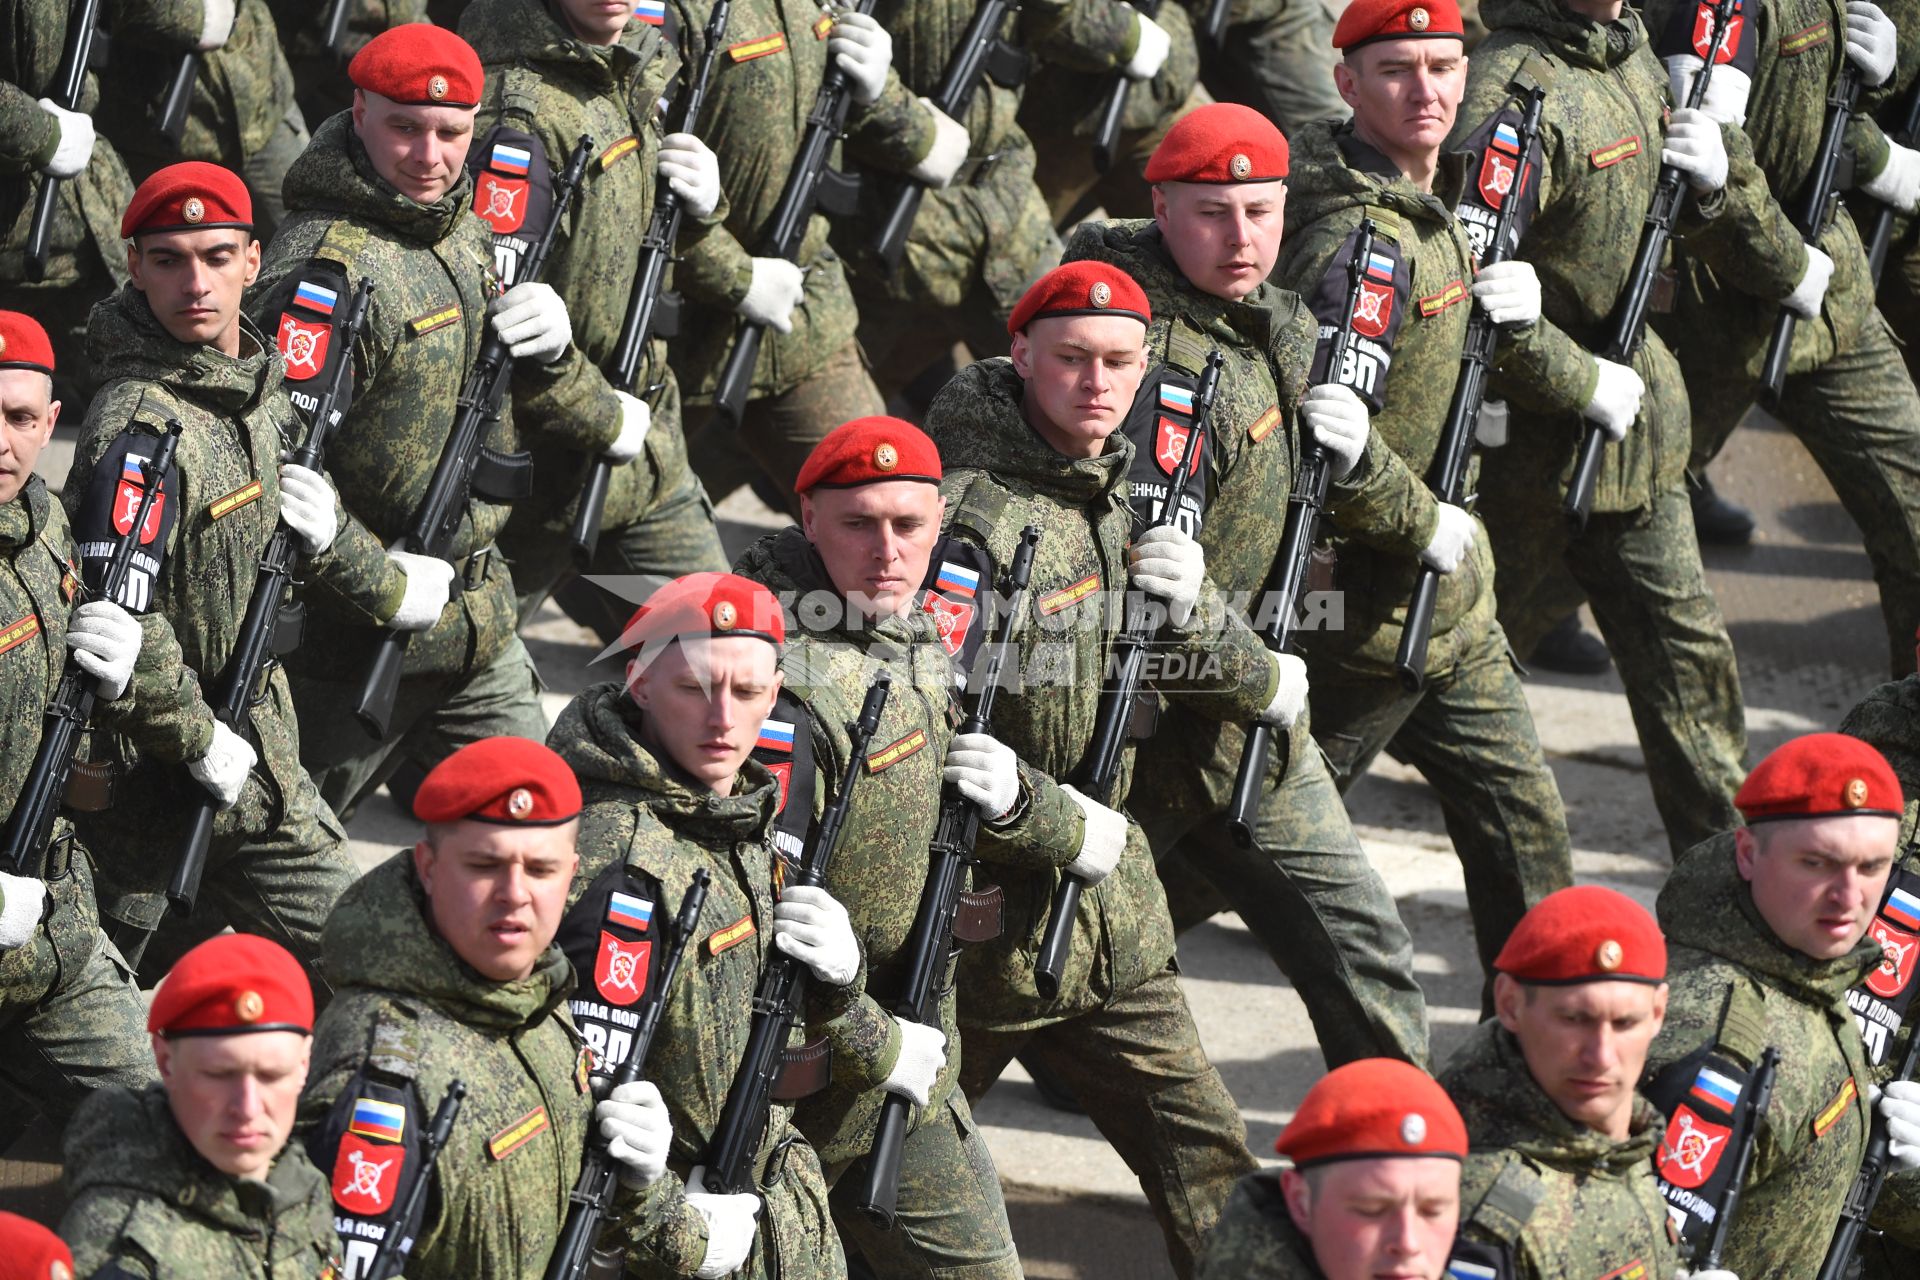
[1198,0,1346,136]
[959,962,1257,1280]
[1481,481,1746,857]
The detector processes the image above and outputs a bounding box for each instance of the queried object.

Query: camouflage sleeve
[105,0,203,52]
[1024,0,1145,72]
[976,759,1089,871]
[0,81,58,173]
[842,67,939,174]
[301,472,409,627]
[608,1173,714,1275]
[1674,120,1810,302]
[58,1188,158,1279]
[805,968,904,1095]
[1642,954,1732,1080]
[1192,1173,1295,1279]
[510,345,625,455]
[1153,574,1281,720]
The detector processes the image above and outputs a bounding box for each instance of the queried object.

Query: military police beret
[414,736,583,827]
[1276,1058,1467,1168]
[620,571,786,652]
[1735,732,1904,824]
[794,416,941,494]
[1143,103,1289,185]
[0,1211,74,1280]
[120,161,252,239]
[1008,261,1152,335]
[1495,885,1667,985]
[148,934,314,1039]
[349,23,484,109]
[0,312,55,375]
[1333,0,1466,50]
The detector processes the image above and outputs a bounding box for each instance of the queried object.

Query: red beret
[0,1212,73,1280]
[1736,732,1904,824]
[620,571,786,652]
[1333,0,1466,50]
[414,736,582,827]
[0,312,54,375]
[795,416,941,494]
[349,24,483,109]
[148,934,314,1038]
[1144,103,1289,184]
[1276,1059,1467,1168]
[1009,262,1151,336]
[1495,885,1667,985]
[121,161,252,239]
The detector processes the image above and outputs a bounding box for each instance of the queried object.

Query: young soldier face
[1736,814,1899,960]
[1010,313,1150,460]
[1494,974,1668,1140]
[556,0,635,43]
[154,1030,311,1180]
[1152,180,1286,302]
[0,369,58,506]
[127,228,260,354]
[801,480,946,622]
[414,818,580,982]
[1334,39,1468,170]
[628,635,782,797]
[1281,1158,1460,1280]
[352,90,478,206]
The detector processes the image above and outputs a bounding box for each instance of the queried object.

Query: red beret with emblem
[620,571,786,652]
[794,416,941,494]
[1276,1058,1467,1168]
[349,23,484,109]
[1333,0,1466,49]
[0,312,55,375]
[1495,885,1667,985]
[148,934,314,1038]
[414,736,582,827]
[1008,261,1152,335]
[121,161,253,239]
[1144,102,1289,184]
[0,1212,74,1280]
[1735,732,1904,824]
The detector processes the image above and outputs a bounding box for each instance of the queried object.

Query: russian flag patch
[1158,384,1195,415]
[607,891,654,932]
[1365,250,1396,282]
[1447,1263,1497,1280]
[294,280,338,315]
[1491,122,1521,153]
[756,719,796,753]
[1689,1065,1741,1111]
[634,0,666,21]
[1886,887,1920,931]
[933,561,980,598]
[490,142,533,176]
[349,1097,407,1143]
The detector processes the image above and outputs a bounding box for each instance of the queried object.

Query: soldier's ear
[1491,972,1525,1033]
[1279,1168,1314,1233]
[1009,331,1033,379]
[1333,61,1361,111]
[1733,826,1759,880]
[243,239,261,288]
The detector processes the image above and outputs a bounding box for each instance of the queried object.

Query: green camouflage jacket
[266,0,431,66]
[62,1083,342,1279]
[1193,1171,1326,1280]
[1020,0,1203,149]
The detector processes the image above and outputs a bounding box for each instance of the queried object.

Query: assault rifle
[1867,81,1920,287]
[323,0,354,53]
[25,0,103,281]
[366,1078,467,1280]
[546,872,711,1280]
[569,0,733,564]
[700,676,892,1194]
[710,0,874,426]
[1091,0,1161,174]
[1,419,180,880]
[1035,350,1222,997]
[1202,0,1231,46]
[1816,1029,1920,1279]
[1693,1047,1778,1272]
[168,280,373,916]
[851,526,1041,1228]
[158,54,197,147]
[354,135,594,737]
[1395,85,1547,688]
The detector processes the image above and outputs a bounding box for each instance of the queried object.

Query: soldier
[67,162,377,978]
[1439,885,1688,1280]
[250,24,578,819]
[59,933,343,1278]
[267,0,433,131]
[1177,0,1349,136]
[0,1212,74,1280]
[1198,1057,1468,1280]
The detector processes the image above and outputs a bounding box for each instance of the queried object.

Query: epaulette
[313,218,374,275]
[1718,978,1770,1068]
[498,63,545,124]
[1164,316,1211,378]
[1363,200,1406,249]
[946,473,1010,548]
[365,1004,427,1081]
[1509,48,1559,97]
[1464,1154,1544,1244]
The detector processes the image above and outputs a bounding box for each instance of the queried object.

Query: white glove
[0,872,48,951]
[605,391,652,464]
[489,281,572,365]
[1863,139,1920,213]
[828,9,893,106]
[1419,502,1477,574]
[684,1168,761,1279]
[1581,355,1645,442]
[1683,1272,1741,1280]
[738,258,806,334]
[907,99,971,189]
[187,719,256,810]
[1847,0,1899,86]
[881,1018,948,1107]
[771,884,859,988]
[196,0,236,49]
[1662,107,1729,194]
[658,132,721,221]
[1124,12,1172,79]
[944,731,1020,822]
[1881,1079,1920,1172]
[1300,383,1370,481]
[1784,243,1834,319]
[67,600,143,701]
[1128,523,1205,627]
[1665,55,1751,127]
[277,463,337,556]
[1058,784,1126,885]
[385,549,456,632]
[1470,259,1541,326]
[597,1080,673,1189]
[36,99,93,178]
[1258,652,1309,728]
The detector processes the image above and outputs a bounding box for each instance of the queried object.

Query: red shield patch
[767,761,793,812]
[113,475,165,545]
[1693,4,1745,62]
[1656,1103,1732,1189]
[474,172,529,234]
[277,313,331,382]
[331,1133,404,1215]
[594,930,650,1007]
[1155,417,1200,478]
[1478,148,1518,210]
[1869,916,1920,999]
[921,588,976,658]
[1352,279,1394,340]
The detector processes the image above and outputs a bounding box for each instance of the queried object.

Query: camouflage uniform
[1455,0,1747,857]
[1175,0,1346,136]
[927,357,1277,1279]
[61,1082,341,1279]
[267,0,433,132]
[1061,216,1430,1069]
[1440,1020,1679,1279]
[1643,832,1878,1280]
[249,112,556,819]
[1193,1173,1325,1280]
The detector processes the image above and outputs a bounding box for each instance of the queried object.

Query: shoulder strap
[1510,48,1559,95]
[498,63,546,124]
[1362,198,1405,249]
[1465,1155,1545,1243]
[314,219,374,273]
[366,1003,426,1082]
[1164,316,1212,378]
[947,473,1010,548]
[1719,976,1770,1068]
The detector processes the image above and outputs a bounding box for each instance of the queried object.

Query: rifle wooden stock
[366,1079,466,1280]
[26,0,102,281]
[1761,68,1860,406]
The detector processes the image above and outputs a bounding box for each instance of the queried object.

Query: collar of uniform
[1480,0,1642,68]
[1472,1022,1663,1171]
[0,480,38,551]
